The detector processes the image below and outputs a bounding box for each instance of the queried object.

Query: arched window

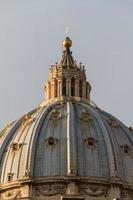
[62,78,66,95]
[71,77,75,96]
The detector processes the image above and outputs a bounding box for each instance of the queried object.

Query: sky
[0,0,133,130]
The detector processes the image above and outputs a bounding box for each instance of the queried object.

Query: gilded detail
[1,190,21,200]
[22,113,35,127]
[0,124,11,137]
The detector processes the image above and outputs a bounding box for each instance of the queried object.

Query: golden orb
[63,37,72,48]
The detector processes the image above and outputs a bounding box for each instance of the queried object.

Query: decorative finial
[63,37,72,48]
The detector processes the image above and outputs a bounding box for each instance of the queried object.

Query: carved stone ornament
[121,189,133,200]
[49,109,61,120]
[23,168,32,178]
[0,124,11,137]
[111,170,120,181]
[107,117,119,128]
[79,111,92,122]
[35,184,66,196]
[79,185,108,197]
[1,190,21,200]
[22,113,35,127]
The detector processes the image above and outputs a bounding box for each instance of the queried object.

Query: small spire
[61,37,74,66]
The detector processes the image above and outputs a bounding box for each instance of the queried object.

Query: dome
[0,38,133,200]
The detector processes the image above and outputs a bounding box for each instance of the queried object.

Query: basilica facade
[0,37,133,200]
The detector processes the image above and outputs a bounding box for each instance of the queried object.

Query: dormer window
[120,144,130,154]
[45,137,58,146]
[80,111,92,122]
[84,137,97,148]
[10,143,21,151]
[7,173,13,182]
[48,137,55,145]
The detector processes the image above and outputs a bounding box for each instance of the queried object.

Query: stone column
[60,79,63,96]
[109,185,121,200]
[86,84,90,100]
[53,79,56,98]
[44,84,48,100]
[75,79,79,97]
[57,79,63,97]
[57,80,60,97]
[82,81,86,98]
[48,82,51,100]
[50,82,53,99]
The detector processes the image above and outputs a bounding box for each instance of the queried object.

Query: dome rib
[89,108,117,179]
[17,108,44,179]
[99,110,133,184]
[0,109,37,183]
[66,102,78,176]
[98,111,127,182]
[0,118,24,183]
[79,104,111,178]
[29,104,57,177]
